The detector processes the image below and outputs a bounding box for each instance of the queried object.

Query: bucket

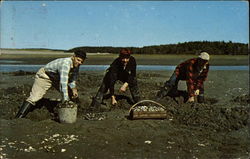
[57,101,77,123]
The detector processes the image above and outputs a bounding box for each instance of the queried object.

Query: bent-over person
[15,50,87,118]
[157,52,210,103]
[91,48,141,109]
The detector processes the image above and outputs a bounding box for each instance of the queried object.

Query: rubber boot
[90,97,102,108]
[197,95,205,103]
[90,90,104,112]
[15,101,33,118]
[129,80,141,104]
[157,73,178,100]
[156,85,171,99]
[90,82,107,110]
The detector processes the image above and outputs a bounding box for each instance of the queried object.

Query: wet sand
[0,69,249,159]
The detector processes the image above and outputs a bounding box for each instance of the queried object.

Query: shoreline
[1,55,249,66]
[1,49,249,66]
[0,65,249,73]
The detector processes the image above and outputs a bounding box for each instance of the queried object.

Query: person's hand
[72,88,78,98]
[188,96,195,102]
[111,95,117,105]
[194,89,200,96]
[62,100,69,104]
[120,82,128,92]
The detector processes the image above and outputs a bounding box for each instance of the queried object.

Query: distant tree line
[68,41,248,55]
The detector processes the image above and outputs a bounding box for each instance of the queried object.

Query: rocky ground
[0,70,249,159]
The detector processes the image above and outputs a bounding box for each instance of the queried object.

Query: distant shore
[0,49,248,66]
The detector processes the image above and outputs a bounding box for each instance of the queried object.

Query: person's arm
[68,67,79,89]
[108,63,119,105]
[59,61,71,102]
[68,67,80,98]
[130,57,136,78]
[108,60,119,96]
[186,61,196,97]
[196,64,209,90]
[126,57,137,85]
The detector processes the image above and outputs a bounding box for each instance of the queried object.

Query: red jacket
[174,58,209,97]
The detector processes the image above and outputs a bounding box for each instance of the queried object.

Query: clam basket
[129,100,168,120]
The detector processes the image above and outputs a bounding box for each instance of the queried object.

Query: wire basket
[129,100,168,120]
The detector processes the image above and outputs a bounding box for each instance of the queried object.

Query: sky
[0,1,249,50]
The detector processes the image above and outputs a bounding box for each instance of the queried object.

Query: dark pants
[157,73,205,103]
[157,73,179,98]
[91,78,140,108]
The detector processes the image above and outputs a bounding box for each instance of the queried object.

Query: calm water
[0,60,24,64]
[0,64,248,72]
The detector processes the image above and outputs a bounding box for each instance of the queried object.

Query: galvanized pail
[58,101,77,123]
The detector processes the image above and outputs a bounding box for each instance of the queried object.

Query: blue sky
[0,1,249,50]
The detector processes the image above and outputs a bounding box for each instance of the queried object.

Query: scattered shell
[61,149,66,152]
[83,113,106,120]
[144,140,152,144]
[0,153,7,159]
[24,146,36,152]
[8,142,15,145]
[40,133,79,153]
[198,143,206,147]
[168,141,175,144]
[52,134,60,138]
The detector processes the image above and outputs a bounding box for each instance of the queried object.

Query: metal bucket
[58,102,77,123]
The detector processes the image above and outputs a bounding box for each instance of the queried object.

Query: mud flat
[0,69,249,159]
